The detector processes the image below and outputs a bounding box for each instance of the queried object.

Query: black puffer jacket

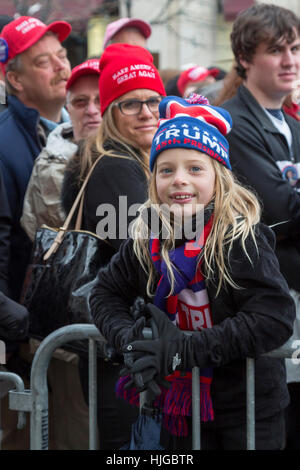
[90,223,295,427]
[0,95,47,301]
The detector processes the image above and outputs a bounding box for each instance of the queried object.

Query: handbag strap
[44,155,102,261]
[74,186,84,231]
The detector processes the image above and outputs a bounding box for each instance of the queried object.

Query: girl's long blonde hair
[132,158,261,297]
[77,101,150,182]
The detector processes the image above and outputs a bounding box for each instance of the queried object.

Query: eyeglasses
[69,96,100,110]
[115,96,162,115]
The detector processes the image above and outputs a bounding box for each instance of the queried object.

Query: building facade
[118,0,300,72]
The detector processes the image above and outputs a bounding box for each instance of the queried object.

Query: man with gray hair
[0,16,71,301]
[21,58,101,241]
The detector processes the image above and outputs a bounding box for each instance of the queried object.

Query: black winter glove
[120,304,171,396]
[119,316,146,349]
[120,315,162,396]
[102,297,148,363]
[121,304,196,392]
[0,292,29,341]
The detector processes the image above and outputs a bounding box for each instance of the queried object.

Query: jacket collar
[238,85,285,133]
[7,94,40,128]
[45,122,77,159]
[238,84,300,159]
[103,138,143,158]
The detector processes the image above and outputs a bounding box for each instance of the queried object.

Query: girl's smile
[170,192,196,203]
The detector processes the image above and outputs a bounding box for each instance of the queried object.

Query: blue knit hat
[149,94,232,171]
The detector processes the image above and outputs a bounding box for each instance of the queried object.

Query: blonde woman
[90,95,295,450]
[61,44,166,450]
[62,44,165,251]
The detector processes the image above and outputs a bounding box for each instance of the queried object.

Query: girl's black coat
[90,223,295,428]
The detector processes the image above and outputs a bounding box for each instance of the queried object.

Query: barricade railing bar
[0,325,297,451]
[0,371,28,430]
[246,339,296,450]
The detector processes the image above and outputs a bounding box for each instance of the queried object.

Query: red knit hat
[177,66,219,96]
[0,16,71,67]
[99,43,166,116]
[66,58,100,90]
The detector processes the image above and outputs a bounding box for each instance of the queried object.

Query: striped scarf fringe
[116,373,213,437]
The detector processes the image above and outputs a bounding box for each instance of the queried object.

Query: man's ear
[5,70,24,93]
[239,56,250,72]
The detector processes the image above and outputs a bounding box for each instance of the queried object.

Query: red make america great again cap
[0,16,71,65]
[99,43,166,116]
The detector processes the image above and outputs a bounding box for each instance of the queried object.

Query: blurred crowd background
[1,0,300,79]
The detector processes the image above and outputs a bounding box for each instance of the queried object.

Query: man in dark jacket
[0,17,71,449]
[0,16,72,301]
[222,3,300,449]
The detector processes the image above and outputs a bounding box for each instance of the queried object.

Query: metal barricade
[0,324,105,450]
[29,324,104,450]
[0,325,297,451]
[190,339,297,450]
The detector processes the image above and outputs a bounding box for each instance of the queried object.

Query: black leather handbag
[21,156,115,355]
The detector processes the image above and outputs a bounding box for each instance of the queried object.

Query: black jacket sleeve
[90,237,149,351]
[0,169,11,296]
[192,223,295,367]
[0,290,29,341]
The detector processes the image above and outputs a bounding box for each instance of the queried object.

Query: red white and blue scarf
[117,213,214,436]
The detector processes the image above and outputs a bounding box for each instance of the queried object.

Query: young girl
[89,94,295,450]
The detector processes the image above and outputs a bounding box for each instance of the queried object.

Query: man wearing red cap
[166,66,219,98]
[65,59,101,140]
[177,66,218,98]
[0,16,71,302]
[0,16,71,450]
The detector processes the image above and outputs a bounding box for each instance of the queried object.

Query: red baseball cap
[177,66,219,96]
[103,17,151,49]
[0,16,71,65]
[66,58,100,90]
[99,43,165,116]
